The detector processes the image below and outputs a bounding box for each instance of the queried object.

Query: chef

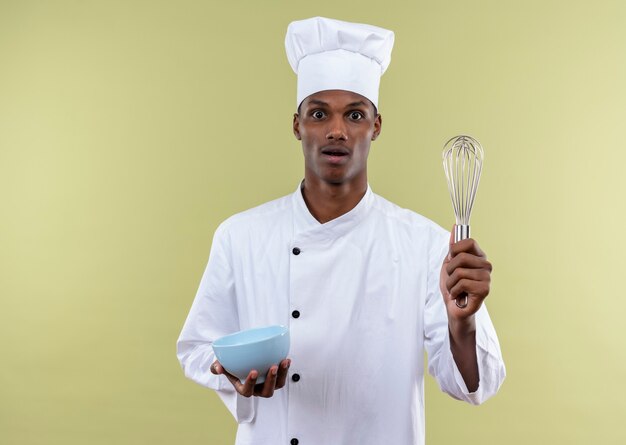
[177,16,506,445]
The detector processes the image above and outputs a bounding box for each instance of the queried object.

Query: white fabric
[285,16,395,110]
[177,183,506,445]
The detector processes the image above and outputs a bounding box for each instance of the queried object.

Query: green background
[1,0,624,443]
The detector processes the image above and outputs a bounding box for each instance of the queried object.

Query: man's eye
[350,111,364,120]
[312,111,325,119]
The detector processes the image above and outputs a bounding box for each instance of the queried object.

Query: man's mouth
[321,147,349,157]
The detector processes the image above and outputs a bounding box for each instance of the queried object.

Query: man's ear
[372,113,382,141]
[293,113,301,140]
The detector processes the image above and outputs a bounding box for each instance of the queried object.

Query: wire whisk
[442,135,484,308]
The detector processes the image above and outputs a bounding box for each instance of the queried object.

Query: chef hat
[285,16,395,111]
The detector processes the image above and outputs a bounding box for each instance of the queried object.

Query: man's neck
[301,176,368,224]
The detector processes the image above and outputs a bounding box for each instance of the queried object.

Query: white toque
[285,16,395,110]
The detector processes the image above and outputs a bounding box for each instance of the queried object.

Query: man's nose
[326,117,347,141]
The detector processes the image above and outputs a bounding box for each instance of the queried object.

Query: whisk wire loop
[443,135,483,228]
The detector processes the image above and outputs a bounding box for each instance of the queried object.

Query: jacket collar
[292,180,374,243]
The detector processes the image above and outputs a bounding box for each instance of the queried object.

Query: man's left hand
[439,229,492,321]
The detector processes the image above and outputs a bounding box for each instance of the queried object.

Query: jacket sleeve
[176,222,257,423]
[423,228,506,405]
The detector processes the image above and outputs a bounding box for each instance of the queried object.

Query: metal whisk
[442,135,484,308]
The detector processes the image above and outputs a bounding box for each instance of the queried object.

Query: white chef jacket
[177,183,506,445]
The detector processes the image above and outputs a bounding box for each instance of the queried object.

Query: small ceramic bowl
[212,325,290,384]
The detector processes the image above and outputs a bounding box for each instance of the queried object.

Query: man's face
[293,90,382,186]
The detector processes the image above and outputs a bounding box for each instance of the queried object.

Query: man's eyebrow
[306,99,369,109]
[346,101,368,108]
[307,99,329,107]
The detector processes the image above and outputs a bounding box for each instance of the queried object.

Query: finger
[449,238,486,259]
[449,278,490,301]
[224,371,241,388]
[275,359,291,389]
[256,365,279,398]
[446,252,492,275]
[446,268,491,293]
[235,370,259,397]
[214,362,239,383]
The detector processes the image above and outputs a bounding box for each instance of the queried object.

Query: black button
[290,439,299,445]
[292,247,301,255]
[292,310,300,319]
[292,373,300,382]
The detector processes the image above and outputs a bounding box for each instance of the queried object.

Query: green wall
[1,1,624,443]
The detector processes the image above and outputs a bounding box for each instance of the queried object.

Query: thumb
[447,225,455,260]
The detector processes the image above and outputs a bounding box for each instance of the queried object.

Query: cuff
[448,305,506,405]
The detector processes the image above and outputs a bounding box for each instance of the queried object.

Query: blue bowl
[212,325,290,384]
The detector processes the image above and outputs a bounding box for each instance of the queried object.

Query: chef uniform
[177,17,506,445]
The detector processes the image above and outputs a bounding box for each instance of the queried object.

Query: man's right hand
[210,359,291,398]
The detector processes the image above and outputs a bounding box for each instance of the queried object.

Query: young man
[177,16,505,445]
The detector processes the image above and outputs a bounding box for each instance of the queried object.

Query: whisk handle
[453,225,470,308]
[454,224,470,243]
